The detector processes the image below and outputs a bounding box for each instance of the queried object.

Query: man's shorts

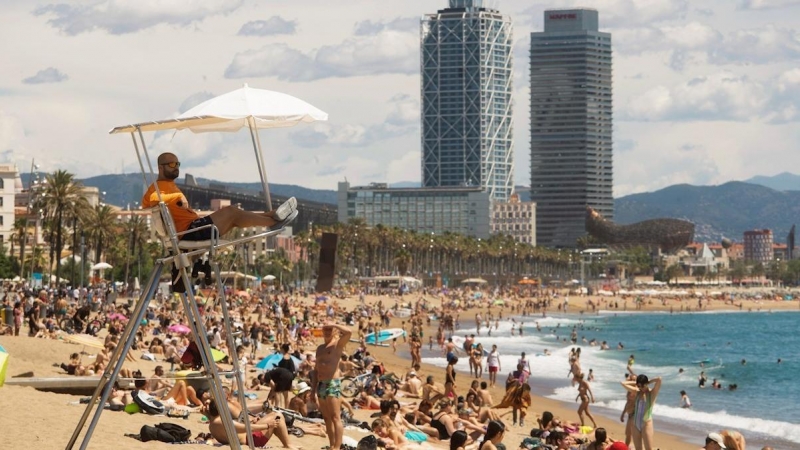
[488,366,499,373]
[183,216,214,241]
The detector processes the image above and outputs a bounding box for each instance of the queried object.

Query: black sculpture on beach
[585,207,695,253]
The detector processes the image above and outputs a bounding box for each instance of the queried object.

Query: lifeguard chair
[65,85,327,450]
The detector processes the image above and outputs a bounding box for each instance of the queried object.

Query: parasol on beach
[107,313,127,321]
[168,324,191,334]
[110,84,328,207]
[0,344,8,387]
[255,353,302,371]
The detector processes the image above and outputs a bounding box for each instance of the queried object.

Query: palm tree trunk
[19,232,26,277]
[55,207,63,285]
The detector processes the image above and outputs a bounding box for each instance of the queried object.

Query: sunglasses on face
[160,161,181,168]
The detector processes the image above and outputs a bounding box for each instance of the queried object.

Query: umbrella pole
[247,116,272,209]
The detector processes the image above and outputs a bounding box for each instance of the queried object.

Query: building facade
[421,0,514,201]
[338,182,491,239]
[491,194,536,245]
[529,9,613,248]
[0,164,19,252]
[743,229,773,264]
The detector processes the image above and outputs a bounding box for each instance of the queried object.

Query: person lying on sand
[203,398,298,449]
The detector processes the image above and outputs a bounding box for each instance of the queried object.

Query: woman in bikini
[621,374,662,450]
[576,373,597,428]
[471,344,484,379]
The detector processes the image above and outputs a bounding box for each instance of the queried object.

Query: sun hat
[296,382,311,394]
[705,433,727,449]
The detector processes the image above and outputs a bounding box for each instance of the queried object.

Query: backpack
[156,422,191,441]
[139,423,191,443]
[139,425,172,443]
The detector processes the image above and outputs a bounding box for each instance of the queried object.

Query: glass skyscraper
[530,9,613,248]
[421,0,514,202]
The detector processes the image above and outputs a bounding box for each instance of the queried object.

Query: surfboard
[349,329,406,346]
[365,328,405,345]
[693,359,712,364]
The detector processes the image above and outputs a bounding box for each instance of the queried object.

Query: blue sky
[1,0,799,197]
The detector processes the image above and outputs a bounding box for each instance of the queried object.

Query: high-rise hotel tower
[421,0,514,202]
[530,9,613,247]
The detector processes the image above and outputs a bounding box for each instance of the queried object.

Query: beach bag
[155,422,191,442]
[139,425,173,443]
[132,390,166,415]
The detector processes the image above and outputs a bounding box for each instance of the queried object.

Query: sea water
[421,309,800,448]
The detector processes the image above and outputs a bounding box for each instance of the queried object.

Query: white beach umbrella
[91,262,113,271]
[109,84,328,206]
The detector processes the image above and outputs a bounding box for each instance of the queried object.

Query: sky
[1,0,800,198]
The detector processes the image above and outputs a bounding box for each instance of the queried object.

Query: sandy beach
[0,292,796,450]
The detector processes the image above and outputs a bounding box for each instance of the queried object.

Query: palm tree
[123,215,149,290]
[40,170,86,284]
[82,204,117,267]
[11,218,28,269]
[394,247,412,276]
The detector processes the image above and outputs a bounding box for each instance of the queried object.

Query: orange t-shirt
[142,180,198,232]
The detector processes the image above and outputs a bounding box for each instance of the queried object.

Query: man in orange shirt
[143,152,296,290]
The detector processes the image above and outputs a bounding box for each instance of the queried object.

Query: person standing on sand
[575,373,597,428]
[621,373,636,447]
[310,323,351,450]
[486,344,501,388]
[621,374,662,450]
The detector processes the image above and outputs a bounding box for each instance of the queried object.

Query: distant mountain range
[615,181,800,242]
[744,172,800,192]
[21,172,800,243]
[21,173,339,207]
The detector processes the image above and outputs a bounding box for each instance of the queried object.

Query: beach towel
[405,430,428,442]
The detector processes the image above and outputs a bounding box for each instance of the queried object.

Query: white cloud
[385,94,419,126]
[625,72,769,121]
[22,67,69,84]
[225,29,418,81]
[237,16,296,36]
[662,22,721,48]
[625,69,800,123]
[290,123,369,148]
[354,16,419,36]
[709,25,800,64]
[178,91,215,113]
[0,110,27,156]
[738,0,800,9]
[34,0,244,35]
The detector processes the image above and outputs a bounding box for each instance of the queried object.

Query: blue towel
[405,430,428,442]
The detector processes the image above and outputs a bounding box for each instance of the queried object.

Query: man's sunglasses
[160,162,181,168]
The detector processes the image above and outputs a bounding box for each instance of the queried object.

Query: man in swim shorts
[311,322,352,450]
